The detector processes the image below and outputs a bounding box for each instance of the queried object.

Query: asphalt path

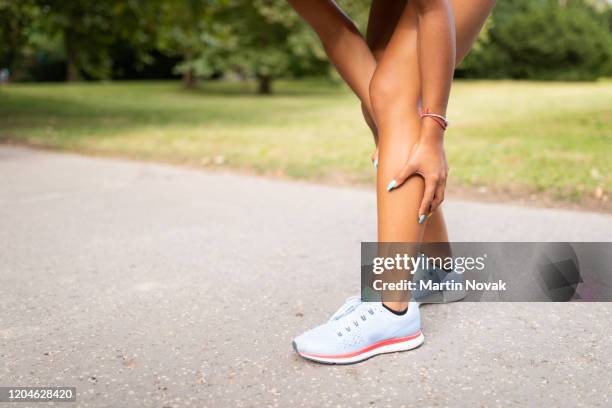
[1,146,610,407]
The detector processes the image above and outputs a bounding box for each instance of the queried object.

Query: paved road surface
[1,146,610,407]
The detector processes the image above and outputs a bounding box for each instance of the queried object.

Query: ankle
[382,301,408,315]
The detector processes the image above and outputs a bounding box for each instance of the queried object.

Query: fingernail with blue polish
[373,158,378,169]
[418,214,426,224]
[386,179,397,192]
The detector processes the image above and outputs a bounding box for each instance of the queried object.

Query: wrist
[420,120,445,145]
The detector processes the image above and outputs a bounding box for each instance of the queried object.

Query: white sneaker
[293,301,423,364]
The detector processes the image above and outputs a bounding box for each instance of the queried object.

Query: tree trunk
[64,31,80,82]
[66,59,80,82]
[183,69,197,88]
[257,75,272,95]
[181,49,197,88]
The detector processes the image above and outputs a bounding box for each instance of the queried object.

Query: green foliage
[3,0,612,84]
[155,0,328,91]
[157,0,232,86]
[217,0,327,93]
[460,0,612,80]
[35,0,160,80]
[225,1,294,85]
[0,0,38,69]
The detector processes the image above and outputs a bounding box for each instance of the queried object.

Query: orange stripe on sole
[299,331,422,360]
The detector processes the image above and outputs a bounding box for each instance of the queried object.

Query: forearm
[287,0,377,112]
[414,0,456,116]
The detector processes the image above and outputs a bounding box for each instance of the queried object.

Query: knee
[369,72,398,121]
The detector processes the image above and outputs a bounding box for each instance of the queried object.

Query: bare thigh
[366,0,408,61]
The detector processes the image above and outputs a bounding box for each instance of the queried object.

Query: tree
[36,0,160,81]
[0,0,37,72]
[157,0,232,87]
[459,0,612,80]
[219,0,326,94]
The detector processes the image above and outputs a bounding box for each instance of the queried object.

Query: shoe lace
[334,303,376,337]
[329,295,362,322]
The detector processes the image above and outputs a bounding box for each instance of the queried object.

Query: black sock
[382,303,408,316]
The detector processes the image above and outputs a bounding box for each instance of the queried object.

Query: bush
[459,0,612,80]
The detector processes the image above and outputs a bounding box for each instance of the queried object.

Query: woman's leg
[370,0,495,310]
[288,0,495,253]
[365,0,494,246]
[364,0,450,246]
[289,0,437,249]
[371,3,424,243]
[291,0,495,363]
[369,3,424,310]
[361,0,408,144]
[287,0,423,250]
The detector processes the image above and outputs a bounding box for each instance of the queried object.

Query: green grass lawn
[0,79,610,206]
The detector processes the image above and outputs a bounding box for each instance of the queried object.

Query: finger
[418,180,437,224]
[386,145,419,190]
[429,178,446,214]
[386,160,418,191]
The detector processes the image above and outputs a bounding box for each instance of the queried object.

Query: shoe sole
[294,330,424,365]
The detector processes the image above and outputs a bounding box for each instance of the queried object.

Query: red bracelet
[420,108,449,131]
